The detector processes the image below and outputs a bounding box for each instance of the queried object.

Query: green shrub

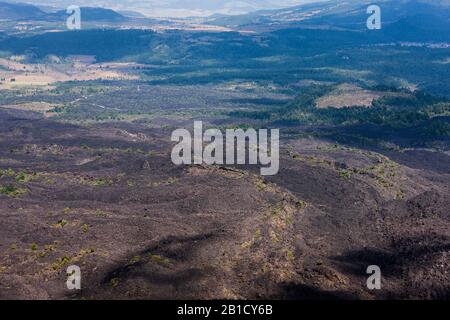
[0,184,27,197]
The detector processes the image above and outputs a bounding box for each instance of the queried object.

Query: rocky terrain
[0,107,448,300]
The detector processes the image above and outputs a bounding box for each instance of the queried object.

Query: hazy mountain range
[2,0,449,38]
[0,1,128,21]
[2,0,328,17]
[206,0,450,32]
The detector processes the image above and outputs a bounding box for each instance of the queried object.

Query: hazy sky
[12,0,327,17]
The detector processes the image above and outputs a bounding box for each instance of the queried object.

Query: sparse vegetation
[52,255,70,270]
[0,184,27,197]
[286,249,295,262]
[149,254,171,266]
[109,278,120,288]
[15,171,37,183]
[128,255,141,266]
[53,219,68,228]
[339,170,352,180]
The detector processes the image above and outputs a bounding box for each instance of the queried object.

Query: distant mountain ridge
[50,7,127,22]
[1,0,330,18]
[0,1,46,19]
[206,0,450,34]
[0,1,127,22]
